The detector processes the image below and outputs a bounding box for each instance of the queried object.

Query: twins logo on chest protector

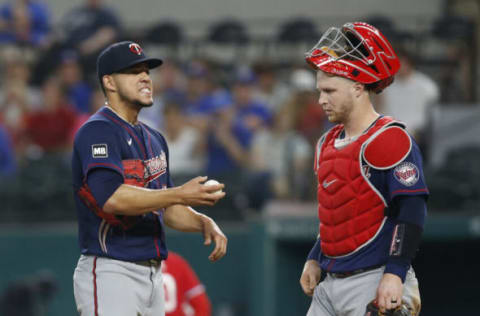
[394,162,419,186]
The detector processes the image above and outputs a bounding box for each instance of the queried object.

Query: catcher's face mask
[305,22,401,84]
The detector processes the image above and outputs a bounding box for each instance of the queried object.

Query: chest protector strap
[77,159,147,230]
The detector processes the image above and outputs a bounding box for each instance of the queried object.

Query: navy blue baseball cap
[96,41,163,86]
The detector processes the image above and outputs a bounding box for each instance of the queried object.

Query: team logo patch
[129,43,142,55]
[144,151,167,182]
[92,144,108,158]
[393,162,419,186]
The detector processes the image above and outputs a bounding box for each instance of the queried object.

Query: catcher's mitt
[365,300,411,316]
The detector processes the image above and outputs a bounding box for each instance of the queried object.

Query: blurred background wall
[0,0,479,315]
[48,0,443,25]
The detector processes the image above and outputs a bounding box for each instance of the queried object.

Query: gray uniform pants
[73,255,165,316]
[307,266,421,316]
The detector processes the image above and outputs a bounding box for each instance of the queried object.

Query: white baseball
[204,179,222,194]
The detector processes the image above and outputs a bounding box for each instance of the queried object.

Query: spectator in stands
[157,60,188,105]
[57,50,92,114]
[250,104,312,201]
[182,61,215,130]
[22,77,76,154]
[181,60,233,151]
[162,102,206,184]
[0,47,41,150]
[437,42,472,103]
[60,0,121,71]
[203,68,271,212]
[139,60,187,129]
[286,68,327,146]
[206,67,271,177]
[377,47,439,158]
[69,87,105,144]
[183,61,231,117]
[0,0,51,47]
[252,61,290,112]
[0,123,16,177]
[162,251,212,316]
[33,0,121,84]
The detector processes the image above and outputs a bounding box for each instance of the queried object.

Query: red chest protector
[314,116,411,257]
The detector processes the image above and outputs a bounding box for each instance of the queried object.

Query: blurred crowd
[138,59,324,213]
[0,0,331,219]
[0,0,478,220]
[0,0,120,164]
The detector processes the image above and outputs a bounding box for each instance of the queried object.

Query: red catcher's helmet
[305,22,400,87]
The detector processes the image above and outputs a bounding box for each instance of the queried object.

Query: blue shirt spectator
[206,101,271,175]
[185,90,232,116]
[58,51,92,114]
[182,61,227,116]
[68,82,92,114]
[0,0,51,46]
[206,66,271,176]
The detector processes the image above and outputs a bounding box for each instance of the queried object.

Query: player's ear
[103,75,117,93]
[352,81,365,98]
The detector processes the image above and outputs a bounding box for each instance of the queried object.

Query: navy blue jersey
[72,106,173,261]
[315,131,428,274]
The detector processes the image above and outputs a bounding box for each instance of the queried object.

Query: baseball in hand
[204,179,222,194]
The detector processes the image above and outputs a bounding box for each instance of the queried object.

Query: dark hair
[365,77,395,94]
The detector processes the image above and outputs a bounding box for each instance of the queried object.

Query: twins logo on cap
[129,43,143,55]
[394,162,419,186]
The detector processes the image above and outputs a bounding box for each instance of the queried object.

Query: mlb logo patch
[92,144,108,158]
[394,162,419,186]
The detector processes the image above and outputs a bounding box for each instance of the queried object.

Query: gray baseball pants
[73,255,165,316]
[307,266,421,316]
